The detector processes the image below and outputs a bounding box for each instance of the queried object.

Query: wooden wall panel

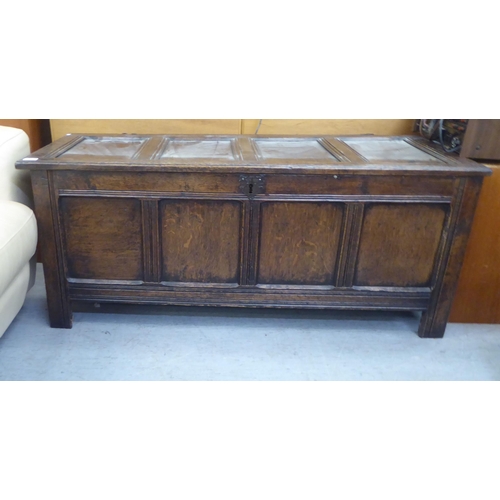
[50,119,415,140]
[50,119,242,140]
[460,120,500,161]
[449,163,500,323]
[241,119,415,136]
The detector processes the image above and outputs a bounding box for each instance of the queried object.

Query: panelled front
[55,172,455,293]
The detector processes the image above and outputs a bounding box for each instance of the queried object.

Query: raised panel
[252,138,337,161]
[60,197,143,280]
[341,137,443,162]
[59,137,147,159]
[160,200,242,284]
[161,139,236,160]
[354,203,448,287]
[257,202,344,285]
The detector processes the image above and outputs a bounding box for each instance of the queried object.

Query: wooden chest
[16,134,491,337]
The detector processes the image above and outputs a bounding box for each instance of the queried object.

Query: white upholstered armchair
[0,126,38,338]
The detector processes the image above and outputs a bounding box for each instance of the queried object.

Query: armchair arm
[0,126,33,208]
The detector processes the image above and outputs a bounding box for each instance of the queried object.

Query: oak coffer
[16,134,491,337]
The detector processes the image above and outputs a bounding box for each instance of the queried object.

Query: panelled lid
[15,134,492,176]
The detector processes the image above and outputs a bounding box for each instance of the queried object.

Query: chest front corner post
[418,177,484,338]
[31,170,73,329]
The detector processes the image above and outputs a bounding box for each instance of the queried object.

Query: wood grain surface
[449,163,500,323]
[460,120,500,161]
[355,203,448,287]
[257,202,343,285]
[241,119,415,136]
[61,197,143,281]
[50,119,415,141]
[160,199,242,284]
[18,133,489,335]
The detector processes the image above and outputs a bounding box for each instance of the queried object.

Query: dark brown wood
[160,199,242,284]
[257,202,343,286]
[17,134,489,176]
[355,203,448,288]
[460,120,500,161]
[30,171,72,328]
[341,204,365,288]
[53,171,243,193]
[265,174,456,197]
[68,285,431,310]
[418,178,484,337]
[141,200,161,283]
[60,197,143,281]
[16,134,490,336]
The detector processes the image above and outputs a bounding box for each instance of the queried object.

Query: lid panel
[341,138,442,162]
[253,139,338,161]
[161,139,235,159]
[60,137,147,158]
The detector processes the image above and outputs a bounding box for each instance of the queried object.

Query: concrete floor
[1,264,499,380]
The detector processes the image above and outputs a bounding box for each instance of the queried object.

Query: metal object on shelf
[417,119,469,154]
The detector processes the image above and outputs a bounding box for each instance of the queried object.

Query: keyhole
[248,183,253,194]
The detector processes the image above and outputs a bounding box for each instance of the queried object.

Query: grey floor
[0,264,499,380]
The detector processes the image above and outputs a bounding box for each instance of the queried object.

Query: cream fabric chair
[0,126,38,338]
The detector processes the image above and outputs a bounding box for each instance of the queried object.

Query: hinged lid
[16,134,492,176]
